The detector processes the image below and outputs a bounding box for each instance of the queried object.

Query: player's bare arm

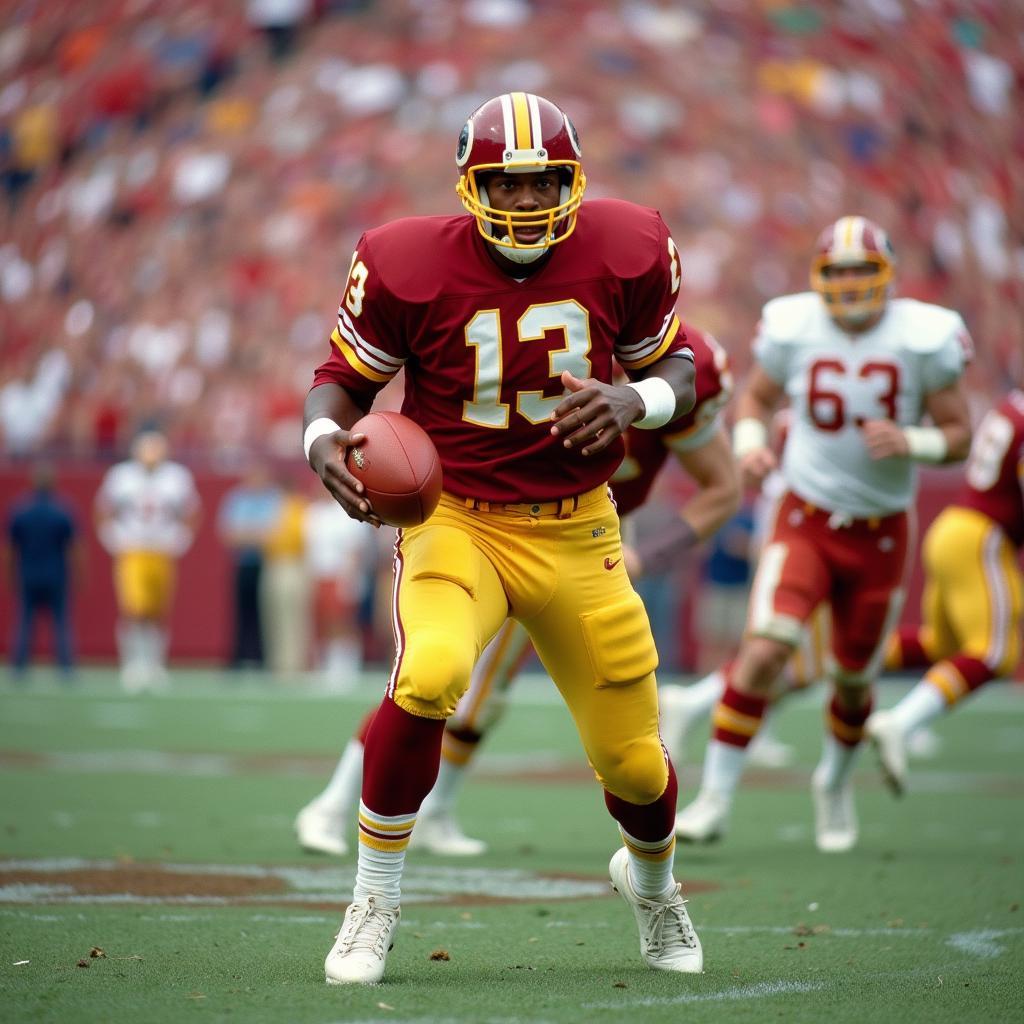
[625,427,741,577]
[551,355,696,456]
[303,382,380,525]
[861,382,972,463]
[732,364,785,488]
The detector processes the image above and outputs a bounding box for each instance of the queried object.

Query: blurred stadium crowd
[1,0,1021,465]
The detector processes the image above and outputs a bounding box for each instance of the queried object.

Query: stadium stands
[1,1,1020,463]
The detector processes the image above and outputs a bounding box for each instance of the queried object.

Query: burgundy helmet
[455,92,586,257]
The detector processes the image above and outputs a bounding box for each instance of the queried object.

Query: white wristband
[903,425,947,463]
[303,417,341,463]
[626,377,678,430]
[732,417,768,458]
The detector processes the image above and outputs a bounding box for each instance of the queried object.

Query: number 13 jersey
[754,292,971,518]
[311,199,693,503]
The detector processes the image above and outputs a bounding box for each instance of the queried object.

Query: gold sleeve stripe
[331,328,394,383]
[712,704,761,738]
[621,316,681,370]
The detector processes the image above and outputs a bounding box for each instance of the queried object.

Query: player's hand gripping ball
[346,412,443,527]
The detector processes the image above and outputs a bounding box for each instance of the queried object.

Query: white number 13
[464,301,592,428]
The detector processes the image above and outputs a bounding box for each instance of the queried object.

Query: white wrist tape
[626,377,678,430]
[303,417,341,463]
[732,417,769,458]
[903,425,948,463]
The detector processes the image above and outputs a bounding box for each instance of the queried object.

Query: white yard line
[584,979,829,1009]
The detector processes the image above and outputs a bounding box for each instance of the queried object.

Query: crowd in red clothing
[2,0,1021,464]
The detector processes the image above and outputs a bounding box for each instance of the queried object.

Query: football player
[95,431,200,693]
[304,93,703,984]
[674,215,973,853]
[867,388,1024,791]
[295,322,740,857]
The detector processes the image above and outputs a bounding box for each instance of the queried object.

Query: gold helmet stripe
[510,91,532,149]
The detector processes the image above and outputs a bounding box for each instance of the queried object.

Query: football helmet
[810,215,895,325]
[455,92,586,263]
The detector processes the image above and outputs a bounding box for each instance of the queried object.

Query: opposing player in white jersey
[675,215,973,852]
[95,431,200,693]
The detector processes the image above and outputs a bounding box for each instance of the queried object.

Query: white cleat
[865,710,907,797]
[747,729,796,769]
[609,847,703,973]
[295,801,349,857]
[324,897,400,985]
[658,684,713,767]
[811,774,858,853]
[409,810,487,856]
[906,725,942,761]
[674,790,731,844]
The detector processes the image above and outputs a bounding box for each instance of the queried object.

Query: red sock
[355,707,376,745]
[712,672,768,748]
[605,756,678,842]
[827,693,873,747]
[361,698,446,815]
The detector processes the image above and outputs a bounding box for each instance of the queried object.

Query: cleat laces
[636,885,698,956]
[335,898,397,959]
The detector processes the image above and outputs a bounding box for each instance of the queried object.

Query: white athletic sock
[117,620,145,672]
[813,734,860,792]
[316,740,365,817]
[700,738,748,800]
[619,829,676,899]
[354,802,415,903]
[418,757,467,818]
[889,681,947,735]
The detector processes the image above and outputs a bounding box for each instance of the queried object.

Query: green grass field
[1,668,1022,1024]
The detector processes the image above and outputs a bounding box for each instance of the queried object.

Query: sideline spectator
[261,474,310,678]
[5,463,80,678]
[218,461,282,670]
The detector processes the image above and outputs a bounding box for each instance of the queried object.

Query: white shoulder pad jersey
[753,293,970,517]
[97,460,199,556]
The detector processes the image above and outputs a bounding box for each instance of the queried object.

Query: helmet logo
[456,123,472,167]
[565,115,582,157]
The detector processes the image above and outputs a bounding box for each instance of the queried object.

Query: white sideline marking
[946,929,1015,959]
[584,979,828,1009]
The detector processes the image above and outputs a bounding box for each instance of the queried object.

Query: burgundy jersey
[959,390,1024,547]
[311,199,692,502]
[610,325,733,516]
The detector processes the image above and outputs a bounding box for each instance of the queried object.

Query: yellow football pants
[387,488,667,805]
[114,551,176,620]
[918,506,1023,675]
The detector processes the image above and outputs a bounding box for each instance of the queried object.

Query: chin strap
[494,236,550,263]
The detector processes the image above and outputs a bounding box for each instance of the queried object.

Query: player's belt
[786,492,904,531]
[463,485,608,520]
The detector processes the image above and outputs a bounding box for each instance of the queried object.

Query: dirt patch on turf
[1,863,287,899]
[0,860,718,908]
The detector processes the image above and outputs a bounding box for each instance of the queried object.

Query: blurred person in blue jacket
[5,463,81,678]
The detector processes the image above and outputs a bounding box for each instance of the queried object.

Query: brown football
[345,411,443,527]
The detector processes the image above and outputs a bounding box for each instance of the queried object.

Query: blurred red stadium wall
[2,464,1021,680]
